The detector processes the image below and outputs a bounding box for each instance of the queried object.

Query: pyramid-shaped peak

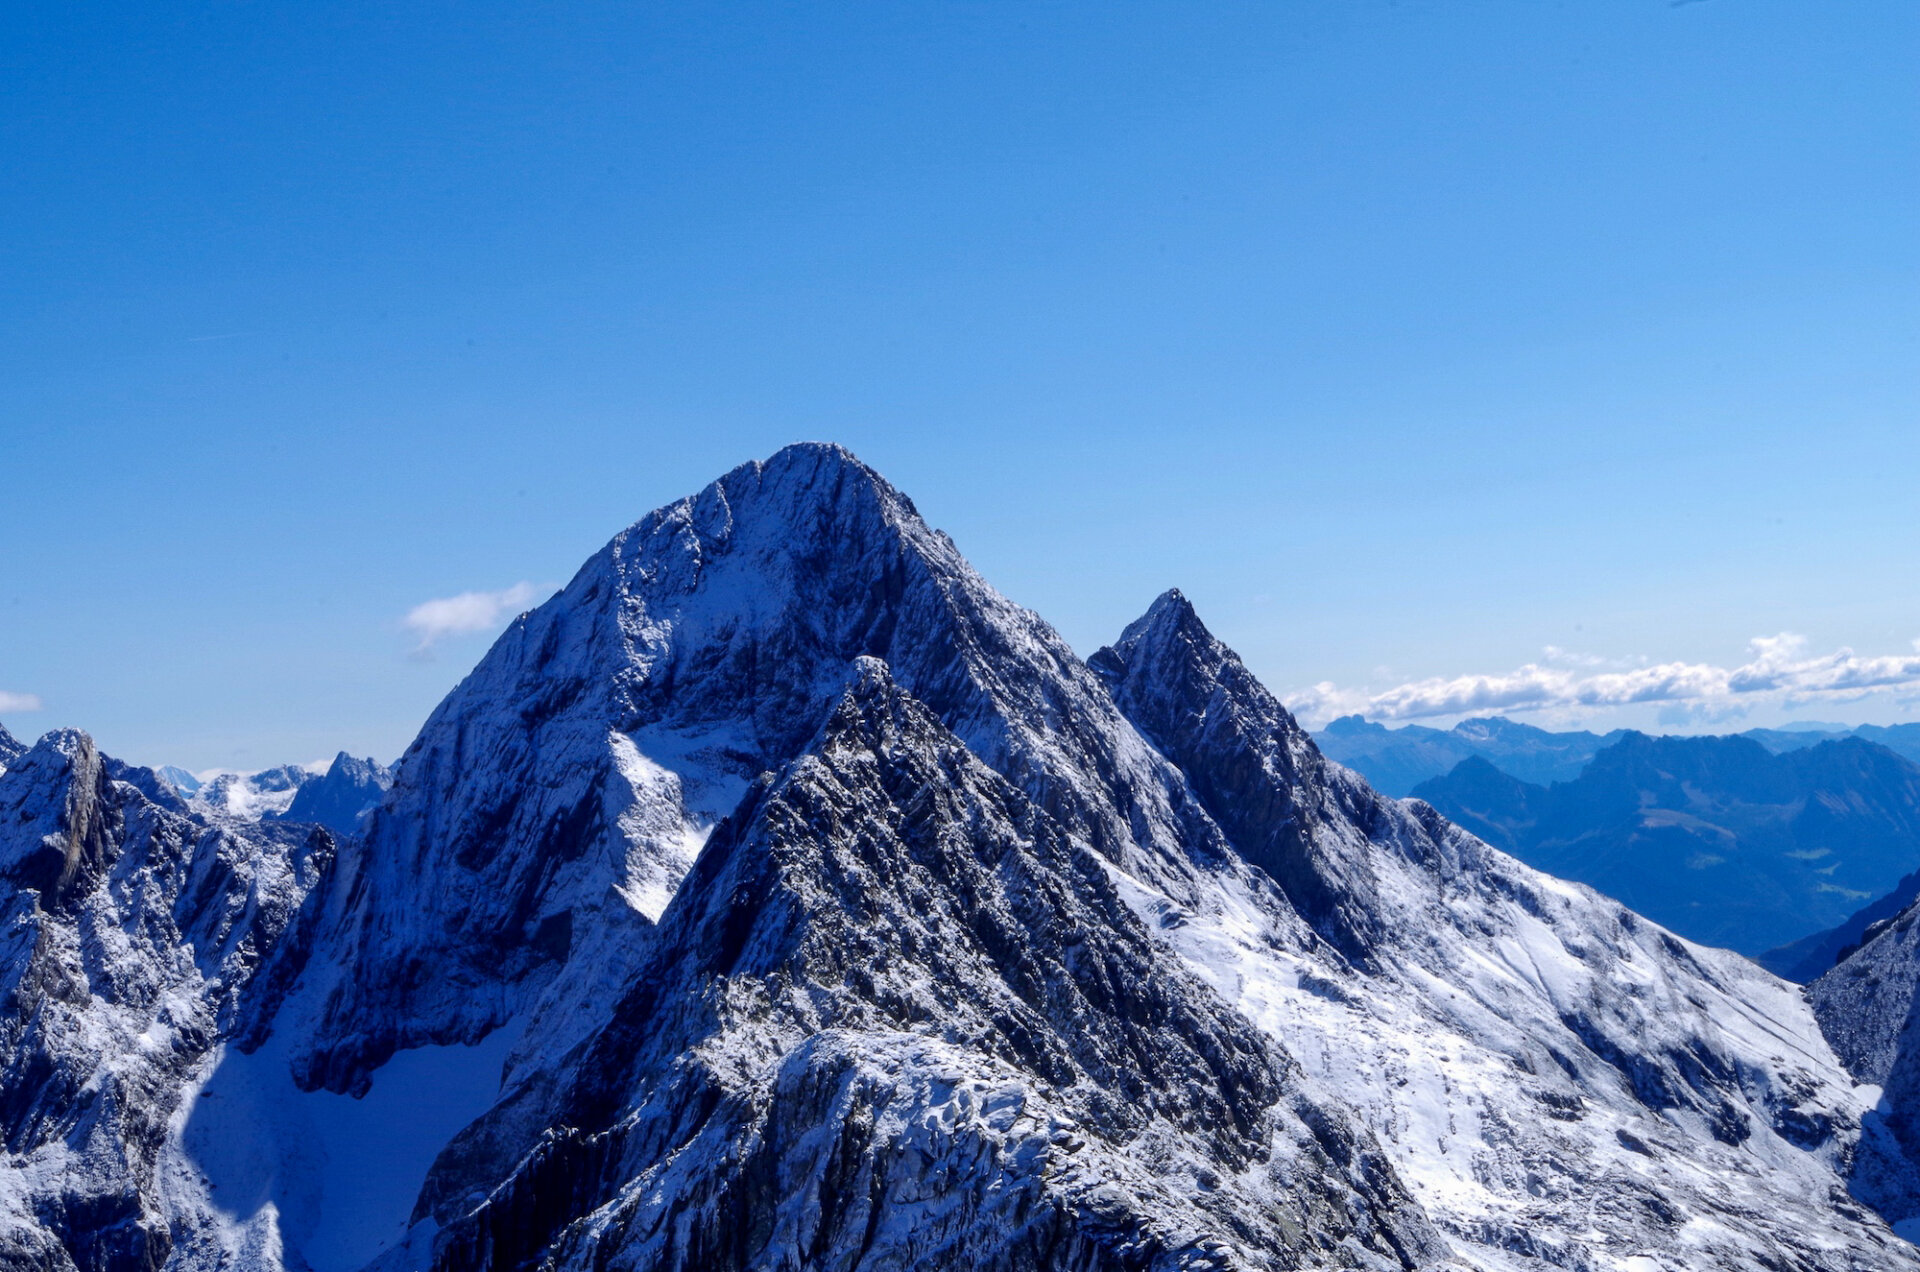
[714,441,917,519]
[1099,587,1232,685]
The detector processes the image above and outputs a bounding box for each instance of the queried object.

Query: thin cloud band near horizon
[1287,633,1920,726]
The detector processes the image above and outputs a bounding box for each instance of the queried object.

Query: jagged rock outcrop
[0,720,24,768]
[409,661,1444,1272]
[0,731,331,1271]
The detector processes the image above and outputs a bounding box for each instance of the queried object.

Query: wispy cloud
[402,582,539,652]
[1287,634,1920,726]
[0,691,43,713]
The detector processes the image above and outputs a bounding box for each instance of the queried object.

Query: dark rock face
[1811,901,1920,1234]
[276,752,393,838]
[416,662,1442,1272]
[1091,591,1387,965]
[0,731,330,1270]
[1414,733,1920,957]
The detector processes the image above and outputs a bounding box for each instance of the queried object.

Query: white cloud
[403,582,539,652]
[0,691,43,713]
[1288,633,1920,726]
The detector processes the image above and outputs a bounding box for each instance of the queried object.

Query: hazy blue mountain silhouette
[1412,733,1920,956]
[1318,717,1920,796]
[1314,715,1626,795]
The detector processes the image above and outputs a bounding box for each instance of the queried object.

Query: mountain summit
[1,443,1914,1271]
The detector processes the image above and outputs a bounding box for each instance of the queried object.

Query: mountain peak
[0,728,115,910]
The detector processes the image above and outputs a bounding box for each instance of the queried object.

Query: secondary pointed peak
[1094,587,1225,687]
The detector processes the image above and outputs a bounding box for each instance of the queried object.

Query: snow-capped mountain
[278,752,394,838]
[2,443,1915,1271]
[190,763,322,821]
[155,764,203,797]
[0,719,23,769]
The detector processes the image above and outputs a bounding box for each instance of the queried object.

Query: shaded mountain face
[276,752,394,838]
[1748,723,1920,767]
[156,763,202,797]
[0,720,23,767]
[1413,733,1920,956]
[4,443,1917,1272]
[1811,899,1920,1238]
[1312,716,1624,796]
[0,730,330,1269]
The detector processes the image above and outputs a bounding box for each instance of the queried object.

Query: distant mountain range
[1317,714,1920,796]
[1410,733,1920,958]
[1314,715,1627,795]
[154,752,394,838]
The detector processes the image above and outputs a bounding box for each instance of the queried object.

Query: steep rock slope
[1413,734,1920,955]
[405,661,1444,1272]
[0,731,330,1270]
[1095,591,1912,1272]
[0,720,23,768]
[1811,899,1920,1237]
[290,442,1231,1096]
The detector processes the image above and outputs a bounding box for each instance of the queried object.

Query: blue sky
[2,1,1915,769]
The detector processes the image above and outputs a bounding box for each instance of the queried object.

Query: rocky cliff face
[3,444,1915,1272]
[1812,899,1920,1238]
[0,730,330,1270]
[410,661,1442,1272]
